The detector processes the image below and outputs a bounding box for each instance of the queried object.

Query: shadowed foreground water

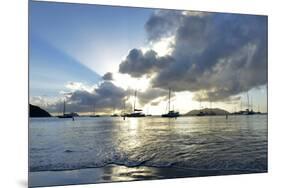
[29,115,267,187]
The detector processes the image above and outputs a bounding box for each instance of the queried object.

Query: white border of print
[1,0,280,188]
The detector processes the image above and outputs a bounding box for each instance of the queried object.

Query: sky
[29,1,268,115]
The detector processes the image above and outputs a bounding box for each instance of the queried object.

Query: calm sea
[29,115,267,181]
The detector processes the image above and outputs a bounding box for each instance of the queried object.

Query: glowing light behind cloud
[142,36,175,57]
[30,2,268,114]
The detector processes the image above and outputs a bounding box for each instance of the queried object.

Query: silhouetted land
[29,104,51,117]
[185,108,229,116]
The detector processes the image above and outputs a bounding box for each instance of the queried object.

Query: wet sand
[29,165,266,187]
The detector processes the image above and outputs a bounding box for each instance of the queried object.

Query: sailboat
[125,90,145,117]
[196,97,206,116]
[58,100,74,118]
[89,104,100,117]
[161,88,180,118]
[243,92,255,115]
[110,106,119,117]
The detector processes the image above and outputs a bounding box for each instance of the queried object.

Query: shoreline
[29,165,267,187]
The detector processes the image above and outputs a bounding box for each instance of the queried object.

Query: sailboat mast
[63,99,65,115]
[133,90,137,111]
[251,96,253,111]
[247,92,250,110]
[123,100,126,113]
[168,88,171,112]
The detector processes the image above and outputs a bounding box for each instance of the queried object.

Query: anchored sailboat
[89,104,100,117]
[125,90,145,117]
[162,88,179,118]
[110,106,119,117]
[243,92,255,115]
[58,100,74,118]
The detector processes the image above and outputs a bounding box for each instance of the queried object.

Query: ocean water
[29,115,267,179]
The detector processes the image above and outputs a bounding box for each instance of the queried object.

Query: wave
[29,157,267,173]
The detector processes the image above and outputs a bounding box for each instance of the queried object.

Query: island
[29,104,52,117]
[184,108,229,116]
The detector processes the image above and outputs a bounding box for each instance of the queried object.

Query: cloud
[145,10,183,42]
[120,10,268,102]
[192,90,241,103]
[119,48,174,78]
[30,96,59,108]
[102,72,114,81]
[137,88,170,106]
[31,81,174,113]
[65,81,94,92]
[67,81,129,113]
[31,81,129,113]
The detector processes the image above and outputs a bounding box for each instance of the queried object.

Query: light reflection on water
[29,115,267,173]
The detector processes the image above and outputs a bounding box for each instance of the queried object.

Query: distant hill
[29,104,51,117]
[185,108,229,116]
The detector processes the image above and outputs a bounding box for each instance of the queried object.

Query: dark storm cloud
[102,72,113,81]
[35,82,170,113]
[120,10,268,102]
[40,81,128,113]
[145,10,183,41]
[137,88,169,106]
[119,48,174,77]
[68,81,127,112]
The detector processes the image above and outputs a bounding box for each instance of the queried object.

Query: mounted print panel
[29,1,268,187]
